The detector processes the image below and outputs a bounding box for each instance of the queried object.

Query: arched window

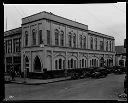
[68,34,72,47]
[32,29,36,45]
[83,36,86,49]
[55,29,59,46]
[85,60,86,68]
[25,31,28,46]
[71,59,73,69]
[82,59,84,68]
[73,34,76,48]
[97,60,98,67]
[80,35,82,48]
[106,41,108,51]
[80,60,81,68]
[55,60,58,70]
[74,60,77,68]
[34,56,41,72]
[94,59,96,67]
[59,59,62,69]
[60,31,64,46]
[68,60,70,68]
[90,37,93,50]
[90,60,92,67]
[63,60,65,69]
[95,38,97,50]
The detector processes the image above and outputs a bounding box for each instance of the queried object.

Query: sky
[4,3,126,46]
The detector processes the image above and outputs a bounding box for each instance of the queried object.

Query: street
[5,73,126,100]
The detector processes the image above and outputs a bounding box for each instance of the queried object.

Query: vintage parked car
[104,66,113,74]
[90,67,108,78]
[113,66,125,74]
[80,71,91,79]
[71,72,79,80]
[4,73,11,83]
[124,75,127,94]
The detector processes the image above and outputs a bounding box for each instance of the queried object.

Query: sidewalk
[10,76,71,85]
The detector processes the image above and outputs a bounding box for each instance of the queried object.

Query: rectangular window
[83,37,86,49]
[47,30,50,45]
[14,38,20,53]
[19,38,21,52]
[32,30,36,45]
[110,41,111,51]
[8,40,12,53]
[100,41,104,51]
[90,37,93,50]
[73,35,76,48]
[38,30,42,44]
[80,36,82,48]
[69,35,72,47]
[5,41,8,54]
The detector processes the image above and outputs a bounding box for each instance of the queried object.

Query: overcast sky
[4,3,126,46]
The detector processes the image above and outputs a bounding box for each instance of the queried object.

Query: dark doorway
[34,56,41,72]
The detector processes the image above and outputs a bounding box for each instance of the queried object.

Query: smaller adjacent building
[115,45,126,67]
[4,27,22,73]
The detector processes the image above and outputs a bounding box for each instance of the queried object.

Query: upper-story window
[73,33,76,48]
[4,41,5,54]
[95,38,97,50]
[47,30,50,45]
[32,29,36,45]
[109,41,111,51]
[83,36,86,49]
[100,41,104,51]
[90,37,93,50]
[106,41,108,51]
[55,29,59,46]
[60,31,64,46]
[5,40,8,54]
[111,41,113,52]
[68,34,72,47]
[13,38,20,53]
[25,31,28,46]
[80,35,82,48]
[39,30,42,44]
[19,38,21,52]
[8,40,12,53]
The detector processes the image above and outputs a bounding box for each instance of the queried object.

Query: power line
[112,4,125,14]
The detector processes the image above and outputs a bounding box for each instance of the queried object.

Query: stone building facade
[21,11,115,74]
[4,27,22,73]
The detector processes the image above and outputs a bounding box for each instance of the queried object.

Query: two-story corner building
[115,45,126,67]
[4,27,22,73]
[21,11,115,76]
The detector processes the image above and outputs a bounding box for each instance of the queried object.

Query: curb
[10,77,71,85]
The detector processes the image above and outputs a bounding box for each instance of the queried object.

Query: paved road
[5,73,126,100]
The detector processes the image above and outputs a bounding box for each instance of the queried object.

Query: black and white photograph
[3,3,126,101]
